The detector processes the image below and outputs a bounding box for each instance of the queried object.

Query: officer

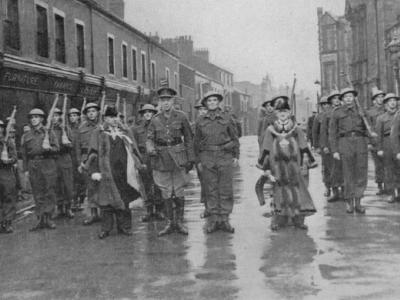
[329,87,369,214]
[257,98,277,149]
[0,120,17,233]
[52,108,74,219]
[194,91,240,234]
[312,96,332,197]
[366,89,386,195]
[147,87,194,236]
[68,108,84,211]
[376,93,399,203]
[22,108,59,231]
[77,102,101,225]
[132,104,163,222]
[320,90,344,202]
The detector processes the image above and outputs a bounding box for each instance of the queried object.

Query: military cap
[274,96,290,111]
[83,102,100,114]
[371,89,385,100]
[139,104,157,114]
[104,106,118,117]
[53,108,62,115]
[319,96,329,105]
[327,89,341,103]
[68,108,81,115]
[28,108,45,116]
[157,87,177,98]
[194,100,205,109]
[201,91,223,106]
[339,87,358,99]
[383,93,400,103]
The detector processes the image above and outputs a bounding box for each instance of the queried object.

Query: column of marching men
[0,87,242,238]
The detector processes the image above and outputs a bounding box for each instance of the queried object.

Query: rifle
[290,73,297,117]
[1,106,17,161]
[98,90,106,125]
[343,72,377,137]
[42,94,59,149]
[123,98,128,127]
[61,94,71,145]
[80,97,87,122]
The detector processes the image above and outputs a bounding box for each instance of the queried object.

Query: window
[174,72,178,91]
[54,14,66,63]
[4,0,20,50]
[36,4,49,57]
[141,52,146,83]
[108,35,114,74]
[323,62,336,92]
[165,68,170,86]
[151,61,156,89]
[76,22,85,67]
[131,47,137,81]
[122,42,128,78]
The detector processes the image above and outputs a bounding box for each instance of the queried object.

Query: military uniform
[69,119,85,210]
[0,130,17,233]
[390,109,400,195]
[257,99,277,149]
[329,88,368,213]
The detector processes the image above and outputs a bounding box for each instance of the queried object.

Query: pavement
[1,136,400,300]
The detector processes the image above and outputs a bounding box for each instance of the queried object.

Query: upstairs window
[4,0,20,50]
[108,35,115,74]
[151,61,156,89]
[165,68,170,86]
[54,14,66,63]
[36,5,49,58]
[131,48,137,81]
[141,52,146,83]
[76,23,85,67]
[322,25,337,52]
[122,43,128,78]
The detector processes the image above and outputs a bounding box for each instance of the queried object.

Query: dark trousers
[0,168,17,222]
[28,159,57,216]
[371,150,384,184]
[330,158,343,188]
[100,203,132,233]
[382,137,397,191]
[321,152,333,187]
[339,137,368,199]
[55,160,74,206]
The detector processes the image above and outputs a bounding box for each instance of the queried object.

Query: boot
[293,215,308,230]
[141,206,153,222]
[354,197,365,214]
[324,186,331,197]
[83,208,101,226]
[206,215,218,234]
[338,186,344,200]
[158,198,175,236]
[54,204,65,219]
[376,183,385,195]
[174,197,188,235]
[219,215,235,233]
[327,187,340,203]
[3,220,13,234]
[44,213,56,229]
[270,214,279,231]
[388,190,396,203]
[30,215,45,231]
[64,204,75,219]
[346,198,354,214]
[0,221,5,233]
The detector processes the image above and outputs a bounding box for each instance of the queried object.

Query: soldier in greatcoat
[147,87,195,236]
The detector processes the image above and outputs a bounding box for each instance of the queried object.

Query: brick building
[0,0,179,139]
[232,88,257,136]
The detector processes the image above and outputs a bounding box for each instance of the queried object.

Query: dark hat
[270,95,289,108]
[262,98,274,108]
[340,87,358,99]
[104,106,118,117]
[319,96,329,105]
[371,88,385,100]
[53,108,62,115]
[201,91,224,106]
[139,104,157,114]
[383,93,400,103]
[327,89,341,103]
[274,96,290,111]
[83,102,100,114]
[157,87,177,98]
[68,108,80,115]
[28,108,45,117]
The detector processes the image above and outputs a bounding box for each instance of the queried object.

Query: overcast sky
[125,0,345,92]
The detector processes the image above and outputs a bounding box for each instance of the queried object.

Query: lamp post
[386,33,400,95]
[314,80,321,113]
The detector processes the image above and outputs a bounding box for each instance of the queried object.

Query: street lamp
[314,80,321,112]
[386,33,400,95]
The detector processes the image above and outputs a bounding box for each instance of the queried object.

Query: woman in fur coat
[258,96,316,231]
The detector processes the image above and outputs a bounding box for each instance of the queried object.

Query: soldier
[390,97,400,201]
[68,108,84,211]
[52,108,74,219]
[258,98,277,149]
[0,120,17,233]
[329,87,369,214]
[312,96,332,197]
[132,104,163,222]
[366,89,386,195]
[320,90,344,202]
[146,87,195,236]
[22,109,59,231]
[194,91,240,234]
[77,103,101,225]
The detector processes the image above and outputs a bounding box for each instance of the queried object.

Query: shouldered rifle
[80,97,87,122]
[61,94,71,144]
[98,90,106,125]
[43,94,59,149]
[123,98,128,127]
[1,106,17,161]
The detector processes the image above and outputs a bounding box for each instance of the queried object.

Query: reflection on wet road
[1,136,400,299]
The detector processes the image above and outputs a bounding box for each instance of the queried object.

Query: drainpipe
[89,4,95,74]
[375,0,381,88]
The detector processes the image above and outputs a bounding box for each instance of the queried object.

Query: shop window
[36,4,49,58]
[76,23,85,67]
[4,0,20,50]
[55,14,66,63]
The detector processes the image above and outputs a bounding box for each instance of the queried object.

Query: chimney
[194,48,209,62]
[317,7,323,21]
[107,0,125,20]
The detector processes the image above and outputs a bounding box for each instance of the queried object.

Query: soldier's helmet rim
[201,91,223,106]
[28,108,46,117]
[83,103,100,114]
[339,87,358,99]
[68,108,81,115]
[139,104,157,114]
[383,93,400,103]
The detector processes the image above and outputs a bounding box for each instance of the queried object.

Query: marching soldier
[329,88,369,214]
[366,89,386,195]
[0,120,17,233]
[376,93,399,203]
[22,109,59,231]
[77,103,101,225]
[312,96,332,197]
[194,91,240,234]
[320,90,344,202]
[132,104,163,222]
[68,108,84,211]
[52,108,74,219]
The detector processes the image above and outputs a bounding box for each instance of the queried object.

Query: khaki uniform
[313,111,332,188]
[0,138,17,224]
[390,112,400,188]
[70,122,85,204]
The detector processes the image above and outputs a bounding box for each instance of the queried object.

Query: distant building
[232,88,256,136]
[385,17,400,95]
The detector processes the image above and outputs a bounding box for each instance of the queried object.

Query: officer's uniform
[146,87,194,236]
[21,109,59,230]
[329,88,368,213]
[366,90,386,193]
[376,97,398,202]
[0,121,17,233]
[194,91,239,233]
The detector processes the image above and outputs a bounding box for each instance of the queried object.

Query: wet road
[1,136,400,300]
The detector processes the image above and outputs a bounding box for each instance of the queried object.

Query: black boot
[346,198,354,214]
[293,215,308,230]
[376,183,385,195]
[338,186,344,200]
[388,190,396,203]
[30,215,45,232]
[0,221,5,233]
[55,204,65,219]
[3,220,13,234]
[174,197,188,235]
[219,215,235,233]
[158,198,175,236]
[44,213,56,229]
[83,208,101,225]
[354,197,365,214]
[324,186,331,197]
[206,215,218,234]
[65,204,75,219]
[141,205,153,222]
[328,187,340,203]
